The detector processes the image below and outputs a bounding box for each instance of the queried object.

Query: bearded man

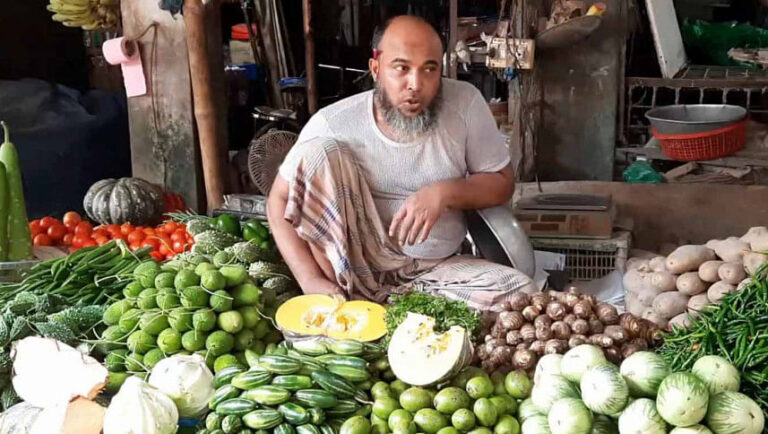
[267,15,536,310]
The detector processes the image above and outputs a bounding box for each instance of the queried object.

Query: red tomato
[171,240,185,253]
[142,227,156,236]
[47,224,67,242]
[127,230,145,244]
[95,236,110,246]
[142,238,161,250]
[120,223,134,236]
[29,220,43,236]
[150,251,164,262]
[105,224,120,234]
[33,233,53,246]
[82,238,97,248]
[74,221,93,236]
[92,228,109,239]
[71,235,87,248]
[161,221,178,234]
[62,211,82,228]
[165,251,176,260]
[158,243,171,256]
[170,230,187,243]
[39,217,58,229]
[62,234,74,246]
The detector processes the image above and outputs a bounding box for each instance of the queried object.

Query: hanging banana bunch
[47,0,120,30]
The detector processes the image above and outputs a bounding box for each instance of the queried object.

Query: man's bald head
[369,15,444,142]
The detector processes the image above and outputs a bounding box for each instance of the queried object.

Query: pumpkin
[274,294,387,342]
[83,178,164,226]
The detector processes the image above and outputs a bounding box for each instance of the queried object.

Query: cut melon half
[387,312,473,387]
[274,294,387,342]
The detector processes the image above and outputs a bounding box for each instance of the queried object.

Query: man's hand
[389,184,446,245]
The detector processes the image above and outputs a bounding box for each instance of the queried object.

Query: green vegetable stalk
[0,122,32,261]
[385,292,480,343]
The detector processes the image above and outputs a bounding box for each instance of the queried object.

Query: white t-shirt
[279,78,510,259]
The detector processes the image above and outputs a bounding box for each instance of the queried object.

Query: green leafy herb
[385,292,480,342]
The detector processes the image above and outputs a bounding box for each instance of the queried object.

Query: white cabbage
[580,364,629,415]
[103,377,178,434]
[547,398,593,434]
[619,351,669,398]
[706,391,764,434]
[521,415,552,434]
[617,398,666,434]
[691,355,740,395]
[148,354,214,417]
[535,354,563,384]
[669,425,713,434]
[531,374,579,413]
[656,372,709,427]
[561,345,607,383]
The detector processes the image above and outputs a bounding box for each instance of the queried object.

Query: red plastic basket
[651,120,746,161]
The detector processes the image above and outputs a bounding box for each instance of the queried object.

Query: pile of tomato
[29,212,194,262]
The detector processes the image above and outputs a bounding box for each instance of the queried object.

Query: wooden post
[254,0,284,108]
[184,0,227,213]
[302,0,318,114]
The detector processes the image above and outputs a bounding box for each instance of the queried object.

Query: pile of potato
[477,288,662,374]
[623,226,768,330]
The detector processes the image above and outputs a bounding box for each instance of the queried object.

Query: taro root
[512,349,536,370]
[522,305,541,322]
[589,319,605,335]
[546,302,567,321]
[596,303,619,324]
[563,313,577,326]
[604,346,622,364]
[531,293,549,310]
[588,334,614,348]
[535,325,553,341]
[573,300,593,319]
[506,330,523,346]
[516,343,529,351]
[568,335,587,348]
[551,321,571,340]
[544,339,568,354]
[621,341,645,359]
[529,340,546,355]
[571,319,590,335]
[498,311,525,331]
[534,314,553,330]
[563,292,581,309]
[489,345,513,367]
[604,325,628,344]
[580,294,598,307]
[507,292,531,311]
[491,322,506,339]
[520,324,536,343]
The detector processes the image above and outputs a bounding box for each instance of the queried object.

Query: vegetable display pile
[0,122,33,262]
[623,227,768,330]
[171,211,277,253]
[477,288,662,373]
[658,266,768,414]
[205,338,387,434]
[95,254,286,387]
[522,345,764,433]
[385,292,481,342]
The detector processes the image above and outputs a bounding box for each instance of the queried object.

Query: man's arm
[267,176,344,296]
[389,165,514,245]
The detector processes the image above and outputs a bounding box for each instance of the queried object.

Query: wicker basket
[652,120,746,161]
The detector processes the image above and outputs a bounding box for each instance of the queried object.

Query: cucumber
[311,370,360,399]
[259,355,302,374]
[222,414,244,434]
[328,340,364,356]
[292,340,329,356]
[297,425,322,434]
[272,375,313,391]
[243,409,284,430]
[309,408,326,425]
[215,365,247,388]
[278,402,311,425]
[243,385,291,405]
[294,389,339,409]
[215,398,257,416]
[327,364,370,382]
[232,370,273,390]
[325,400,361,418]
[276,423,297,434]
[210,384,242,410]
[314,355,367,371]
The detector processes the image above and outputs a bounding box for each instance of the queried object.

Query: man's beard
[374,82,442,142]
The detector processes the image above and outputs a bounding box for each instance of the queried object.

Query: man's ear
[369,58,379,82]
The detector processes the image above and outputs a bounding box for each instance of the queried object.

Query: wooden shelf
[617,146,768,169]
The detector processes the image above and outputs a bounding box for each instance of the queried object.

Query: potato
[668,313,694,330]
[622,269,652,295]
[737,278,751,292]
[641,308,668,328]
[740,226,768,251]
[707,281,735,304]
[665,245,716,274]
[652,291,690,319]
[706,237,749,263]
[718,262,746,284]
[649,256,667,272]
[625,294,647,317]
[743,252,768,276]
[626,257,651,272]
[687,293,709,318]
[649,271,676,292]
[698,260,724,283]
[676,272,707,295]
[637,287,662,306]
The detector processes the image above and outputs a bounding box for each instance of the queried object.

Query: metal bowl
[467,206,536,278]
[645,104,747,135]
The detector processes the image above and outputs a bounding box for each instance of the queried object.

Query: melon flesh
[275,295,387,342]
[388,313,472,386]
